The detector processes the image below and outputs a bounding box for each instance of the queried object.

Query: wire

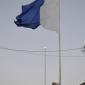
[0,46,85,57]
[0,46,82,52]
[62,47,81,51]
[0,46,84,57]
[0,46,56,52]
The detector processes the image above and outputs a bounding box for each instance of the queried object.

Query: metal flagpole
[43,47,47,85]
[58,0,61,85]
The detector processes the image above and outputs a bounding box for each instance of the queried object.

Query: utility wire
[0,46,84,57]
[0,47,56,52]
[0,46,82,52]
[0,46,85,57]
[62,47,81,51]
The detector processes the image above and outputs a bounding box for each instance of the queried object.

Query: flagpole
[43,47,47,85]
[58,0,61,85]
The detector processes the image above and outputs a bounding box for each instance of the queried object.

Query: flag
[14,0,59,32]
[40,0,59,32]
[14,0,44,29]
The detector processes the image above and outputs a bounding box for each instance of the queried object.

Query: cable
[62,47,81,51]
[0,46,56,52]
[0,46,85,57]
[0,46,82,52]
[0,46,84,57]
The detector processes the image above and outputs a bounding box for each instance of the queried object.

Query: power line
[0,46,82,53]
[0,47,85,57]
[0,46,84,57]
[62,47,81,51]
[0,47,56,52]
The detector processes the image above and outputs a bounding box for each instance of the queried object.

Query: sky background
[0,0,85,85]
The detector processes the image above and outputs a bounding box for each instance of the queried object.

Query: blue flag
[14,0,44,29]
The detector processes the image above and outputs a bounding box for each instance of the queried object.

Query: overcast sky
[0,0,85,85]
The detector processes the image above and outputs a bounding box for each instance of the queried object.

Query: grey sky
[0,0,85,85]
